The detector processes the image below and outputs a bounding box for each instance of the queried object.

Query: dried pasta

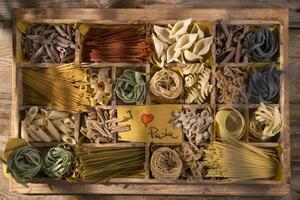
[150,147,182,180]
[250,103,282,141]
[21,106,75,143]
[151,19,213,67]
[215,66,247,104]
[171,107,213,149]
[215,108,246,140]
[150,68,183,99]
[183,63,213,104]
[80,108,130,143]
[204,140,280,182]
[7,146,42,183]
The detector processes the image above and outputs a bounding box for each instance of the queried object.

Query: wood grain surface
[0,0,299,199]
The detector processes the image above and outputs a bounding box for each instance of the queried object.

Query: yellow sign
[117,105,182,143]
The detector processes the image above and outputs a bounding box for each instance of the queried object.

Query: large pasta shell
[193,36,213,56]
[169,18,192,38]
[183,50,202,62]
[167,43,181,63]
[174,33,198,51]
[174,52,186,64]
[153,25,175,44]
[152,33,164,58]
[190,23,205,39]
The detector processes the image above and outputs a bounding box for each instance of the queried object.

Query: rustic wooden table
[0,1,299,199]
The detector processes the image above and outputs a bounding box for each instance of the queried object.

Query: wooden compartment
[10,8,290,196]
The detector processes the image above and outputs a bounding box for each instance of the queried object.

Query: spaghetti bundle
[82,26,151,63]
[23,63,86,111]
[23,63,113,112]
[75,146,145,182]
[204,140,280,182]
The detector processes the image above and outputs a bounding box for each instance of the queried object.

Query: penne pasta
[44,118,61,141]
[46,110,70,119]
[63,117,75,129]
[21,121,29,141]
[27,125,42,142]
[32,118,45,126]
[52,119,73,135]
[61,134,76,145]
[24,106,39,123]
[30,125,52,142]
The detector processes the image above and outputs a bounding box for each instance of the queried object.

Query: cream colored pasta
[63,117,75,129]
[61,134,76,145]
[32,118,45,126]
[21,121,29,141]
[29,124,52,142]
[52,119,73,135]
[44,118,61,141]
[24,106,38,123]
[46,110,70,119]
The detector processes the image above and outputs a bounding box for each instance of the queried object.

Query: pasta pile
[150,68,183,100]
[171,107,213,149]
[248,63,280,103]
[215,22,249,65]
[80,67,112,106]
[80,108,130,143]
[150,147,182,180]
[215,66,247,104]
[23,63,86,111]
[82,25,151,63]
[75,146,145,182]
[42,145,73,178]
[7,144,73,183]
[177,143,206,181]
[215,108,246,141]
[204,140,280,181]
[250,103,282,141]
[115,69,146,105]
[23,24,77,63]
[21,107,76,145]
[183,63,213,104]
[151,18,213,67]
[7,146,42,183]
[245,26,278,61]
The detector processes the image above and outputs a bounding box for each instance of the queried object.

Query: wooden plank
[0,0,299,27]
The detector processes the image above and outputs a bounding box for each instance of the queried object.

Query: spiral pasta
[183,64,213,104]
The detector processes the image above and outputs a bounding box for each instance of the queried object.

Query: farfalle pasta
[151,19,213,67]
[183,63,213,104]
[215,66,247,104]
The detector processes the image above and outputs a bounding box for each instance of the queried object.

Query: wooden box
[10,8,290,196]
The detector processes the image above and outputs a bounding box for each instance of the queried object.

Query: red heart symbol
[141,113,154,128]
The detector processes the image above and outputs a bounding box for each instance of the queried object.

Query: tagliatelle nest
[250,102,282,141]
[215,66,247,104]
[150,68,183,99]
[150,147,182,180]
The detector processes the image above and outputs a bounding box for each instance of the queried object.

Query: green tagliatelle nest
[42,145,73,178]
[7,146,42,183]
